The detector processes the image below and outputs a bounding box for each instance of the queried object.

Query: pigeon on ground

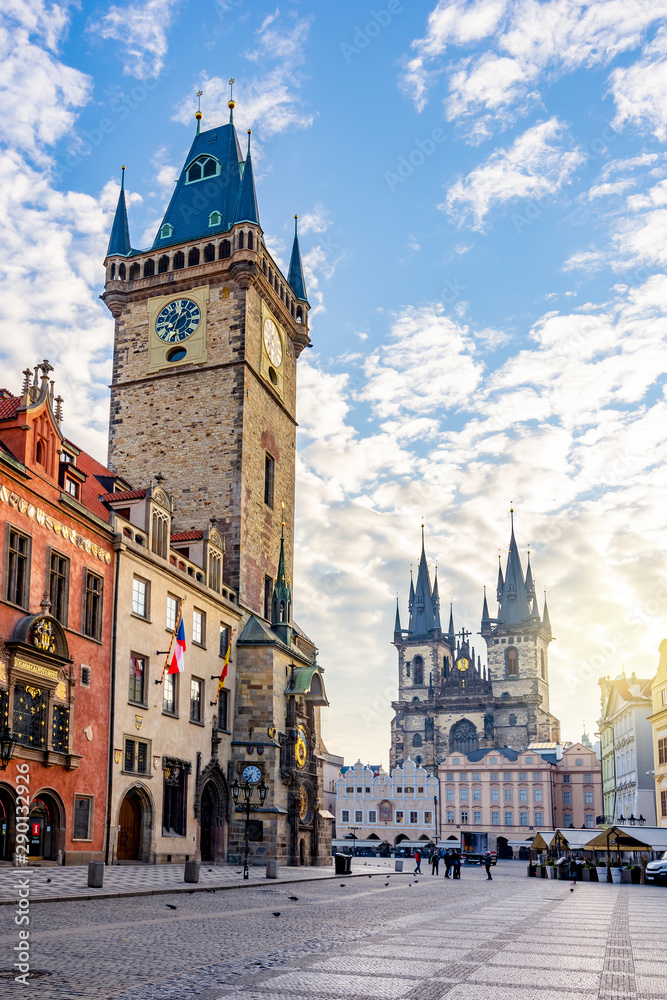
[46,878,51,883]
[384,883,389,886]
[288,895,298,901]
[166,904,177,909]
[272,911,281,917]
[340,883,347,887]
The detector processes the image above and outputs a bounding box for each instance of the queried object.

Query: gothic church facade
[390,519,560,771]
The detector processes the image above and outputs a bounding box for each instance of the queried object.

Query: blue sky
[4,0,667,767]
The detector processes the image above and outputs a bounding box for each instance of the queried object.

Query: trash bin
[335,853,352,875]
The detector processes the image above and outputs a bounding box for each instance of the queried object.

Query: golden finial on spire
[228,77,236,117]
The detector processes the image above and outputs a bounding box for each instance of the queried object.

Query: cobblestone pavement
[0,859,396,906]
[0,862,664,1000]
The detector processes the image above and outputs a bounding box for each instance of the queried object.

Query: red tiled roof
[0,393,20,420]
[75,449,124,523]
[99,488,147,503]
[611,677,652,701]
[171,530,204,542]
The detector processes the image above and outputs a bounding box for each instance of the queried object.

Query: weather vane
[229,77,235,101]
[196,89,203,112]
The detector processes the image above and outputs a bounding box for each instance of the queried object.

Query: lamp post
[231,778,268,880]
[434,795,439,846]
[348,825,360,855]
[0,728,17,771]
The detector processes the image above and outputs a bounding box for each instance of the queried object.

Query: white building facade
[336,760,437,849]
[598,674,656,824]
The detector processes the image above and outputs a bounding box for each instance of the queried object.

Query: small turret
[542,591,552,637]
[481,585,492,637]
[271,516,291,645]
[288,215,308,301]
[235,130,260,226]
[394,597,402,639]
[107,167,131,258]
[525,550,535,600]
[448,603,455,645]
[432,566,442,631]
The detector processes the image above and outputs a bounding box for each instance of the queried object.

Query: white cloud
[87,0,180,78]
[245,9,312,65]
[443,118,584,229]
[610,27,667,140]
[402,0,667,135]
[0,3,91,161]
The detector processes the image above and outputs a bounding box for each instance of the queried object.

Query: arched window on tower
[506,647,518,678]
[110,262,116,279]
[173,252,184,270]
[119,263,126,280]
[540,649,546,680]
[247,231,254,250]
[296,306,303,323]
[412,733,422,747]
[158,256,169,273]
[443,656,450,678]
[238,231,245,250]
[413,656,424,686]
[425,718,434,742]
[129,263,140,280]
[144,259,155,277]
[219,240,231,259]
[188,247,200,267]
[204,244,215,262]
[186,155,220,183]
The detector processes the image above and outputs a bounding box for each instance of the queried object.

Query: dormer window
[160,223,173,240]
[64,478,79,499]
[186,156,220,184]
[209,211,222,227]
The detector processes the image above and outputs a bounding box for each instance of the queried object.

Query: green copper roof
[285,665,329,705]
[287,216,308,301]
[107,168,131,257]
[152,122,245,250]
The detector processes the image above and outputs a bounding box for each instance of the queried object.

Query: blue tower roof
[497,512,531,626]
[288,216,308,301]
[152,121,244,250]
[107,167,131,257]
[234,130,260,226]
[408,526,437,636]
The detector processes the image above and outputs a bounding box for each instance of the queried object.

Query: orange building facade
[0,364,119,864]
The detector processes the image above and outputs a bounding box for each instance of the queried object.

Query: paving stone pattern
[0,862,663,999]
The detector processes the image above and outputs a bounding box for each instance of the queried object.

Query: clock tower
[103,115,309,617]
[103,103,331,867]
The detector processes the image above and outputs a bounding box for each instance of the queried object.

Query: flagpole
[156,597,186,685]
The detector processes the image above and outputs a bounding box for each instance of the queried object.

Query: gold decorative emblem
[114,748,122,765]
[26,686,41,700]
[135,715,143,731]
[55,681,67,701]
[298,784,309,822]
[457,656,470,672]
[295,725,308,769]
[32,618,56,654]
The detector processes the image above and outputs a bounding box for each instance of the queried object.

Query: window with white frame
[504,788,513,802]
[355,810,363,823]
[341,810,349,823]
[166,595,179,631]
[504,811,513,825]
[447,810,455,823]
[519,811,529,826]
[193,609,205,646]
[490,787,500,802]
[584,790,594,804]
[585,813,594,827]
[368,810,377,823]
[424,811,432,824]
[460,787,469,802]
[534,787,543,802]
[396,811,404,824]
[473,787,481,801]
[519,788,528,802]
[534,810,543,826]
[410,811,418,823]
[491,811,500,825]
[446,788,455,801]
[473,810,482,823]
[132,577,148,617]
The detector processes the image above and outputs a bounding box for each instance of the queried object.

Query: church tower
[481,512,560,747]
[102,100,331,866]
[103,106,309,618]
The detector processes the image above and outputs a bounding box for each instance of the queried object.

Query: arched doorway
[497,836,512,859]
[118,793,140,861]
[200,783,216,862]
[28,792,64,861]
[0,785,14,861]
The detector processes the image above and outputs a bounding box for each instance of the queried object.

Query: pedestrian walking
[452,850,461,879]
[414,850,422,875]
[484,850,493,880]
[431,852,440,875]
[444,849,453,878]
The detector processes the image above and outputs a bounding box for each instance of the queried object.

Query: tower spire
[432,564,442,630]
[271,503,291,643]
[481,585,492,637]
[394,596,401,637]
[195,89,203,134]
[235,129,260,226]
[107,166,131,258]
[228,77,235,123]
[498,508,531,625]
[448,602,455,643]
[408,525,436,635]
[288,214,308,301]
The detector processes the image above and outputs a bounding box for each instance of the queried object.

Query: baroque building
[102,99,331,866]
[391,517,560,771]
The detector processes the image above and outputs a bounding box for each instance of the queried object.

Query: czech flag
[168,614,186,674]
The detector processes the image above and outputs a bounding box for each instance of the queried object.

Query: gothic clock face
[295,726,308,769]
[298,784,309,821]
[242,764,262,784]
[155,298,202,343]
[457,656,470,672]
[263,318,283,367]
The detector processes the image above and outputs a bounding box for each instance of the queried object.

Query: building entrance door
[0,787,12,861]
[28,802,52,860]
[200,784,214,862]
[118,794,141,861]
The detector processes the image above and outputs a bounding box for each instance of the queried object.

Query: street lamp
[231,778,268,880]
[0,728,17,771]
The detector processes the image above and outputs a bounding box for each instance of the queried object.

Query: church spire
[542,591,552,636]
[407,526,437,636]
[394,597,401,637]
[107,166,131,257]
[432,565,442,630]
[481,586,492,637]
[525,550,535,600]
[271,507,291,643]
[497,509,531,625]
[448,602,455,644]
[235,130,260,226]
[288,215,308,301]
[496,554,504,603]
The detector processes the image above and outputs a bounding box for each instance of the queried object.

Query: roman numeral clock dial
[155,298,201,343]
